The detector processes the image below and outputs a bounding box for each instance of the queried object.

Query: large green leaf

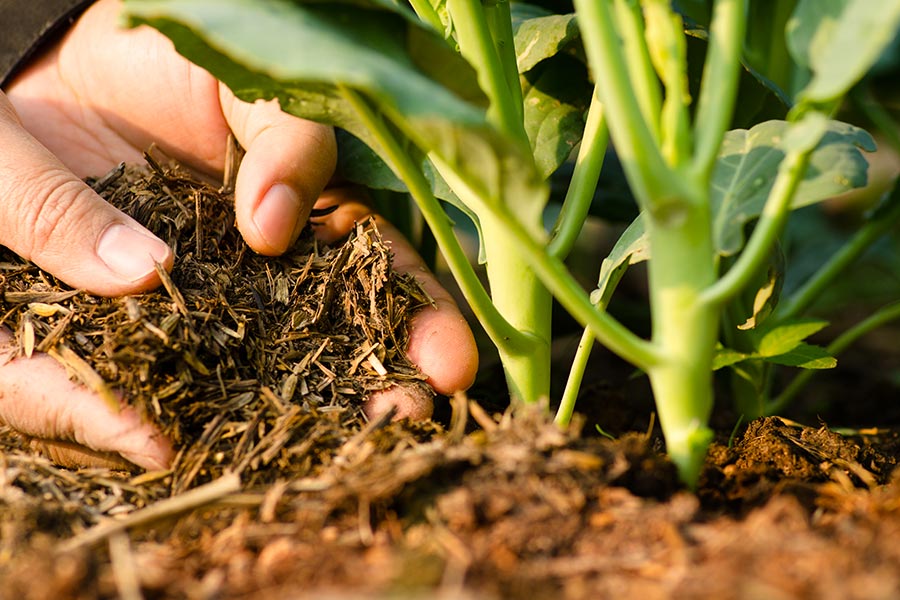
[124,0,546,219]
[787,0,900,104]
[590,118,872,295]
[712,119,875,256]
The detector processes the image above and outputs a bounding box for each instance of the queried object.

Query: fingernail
[97,223,171,282]
[254,183,302,252]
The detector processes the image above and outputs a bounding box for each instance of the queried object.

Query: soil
[2,158,900,599]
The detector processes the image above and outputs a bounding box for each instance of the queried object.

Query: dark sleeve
[0,0,96,89]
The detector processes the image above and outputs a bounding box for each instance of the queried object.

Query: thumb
[0,93,172,296]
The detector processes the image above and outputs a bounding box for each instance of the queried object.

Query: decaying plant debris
[0,155,432,492]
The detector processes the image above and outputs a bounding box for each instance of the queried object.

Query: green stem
[613,0,662,141]
[548,86,609,259]
[692,0,747,180]
[555,327,595,426]
[775,186,900,321]
[484,0,524,126]
[701,123,824,307]
[431,153,661,370]
[448,0,527,145]
[481,224,553,403]
[645,203,719,486]
[407,0,445,33]
[768,301,900,413]
[338,86,528,351]
[572,0,683,209]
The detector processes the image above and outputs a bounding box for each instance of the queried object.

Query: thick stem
[338,86,527,350]
[646,203,719,486]
[483,229,553,403]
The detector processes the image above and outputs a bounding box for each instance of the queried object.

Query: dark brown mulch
[1,159,900,599]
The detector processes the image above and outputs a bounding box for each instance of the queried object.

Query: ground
[1,159,900,599]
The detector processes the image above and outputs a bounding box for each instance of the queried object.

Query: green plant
[122,0,900,486]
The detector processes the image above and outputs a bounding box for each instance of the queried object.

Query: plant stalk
[338,86,529,351]
[555,327,595,426]
[613,0,662,141]
[645,202,719,486]
[692,0,747,179]
[448,0,527,146]
[573,0,684,208]
[407,0,445,33]
[548,86,609,259]
[431,153,661,370]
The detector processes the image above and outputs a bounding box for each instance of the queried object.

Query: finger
[0,330,173,471]
[0,92,173,296]
[219,86,336,256]
[314,187,479,409]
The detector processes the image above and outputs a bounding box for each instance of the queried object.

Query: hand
[0,0,477,470]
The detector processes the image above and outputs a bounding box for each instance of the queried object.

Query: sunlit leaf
[712,346,751,370]
[756,319,829,357]
[712,119,875,256]
[787,0,900,104]
[512,9,579,73]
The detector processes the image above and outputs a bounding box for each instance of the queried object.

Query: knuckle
[15,171,96,260]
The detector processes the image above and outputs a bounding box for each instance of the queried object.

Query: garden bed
[2,161,900,599]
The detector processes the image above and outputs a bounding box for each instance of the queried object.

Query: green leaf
[512,9,580,73]
[756,318,829,357]
[125,0,547,229]
[713,346,751,370]
[521,56,591,178]
[787,0,900,104]
[712,119,875,256]
[763,343,837,369]
[591,214,649,306]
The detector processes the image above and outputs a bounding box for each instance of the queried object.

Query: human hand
[0,0,477,470]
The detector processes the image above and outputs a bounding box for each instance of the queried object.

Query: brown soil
[2,159,900,599]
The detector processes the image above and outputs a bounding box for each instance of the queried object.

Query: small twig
[58,472,241,553]
[109,531,144,600]
[48,343,119,413]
